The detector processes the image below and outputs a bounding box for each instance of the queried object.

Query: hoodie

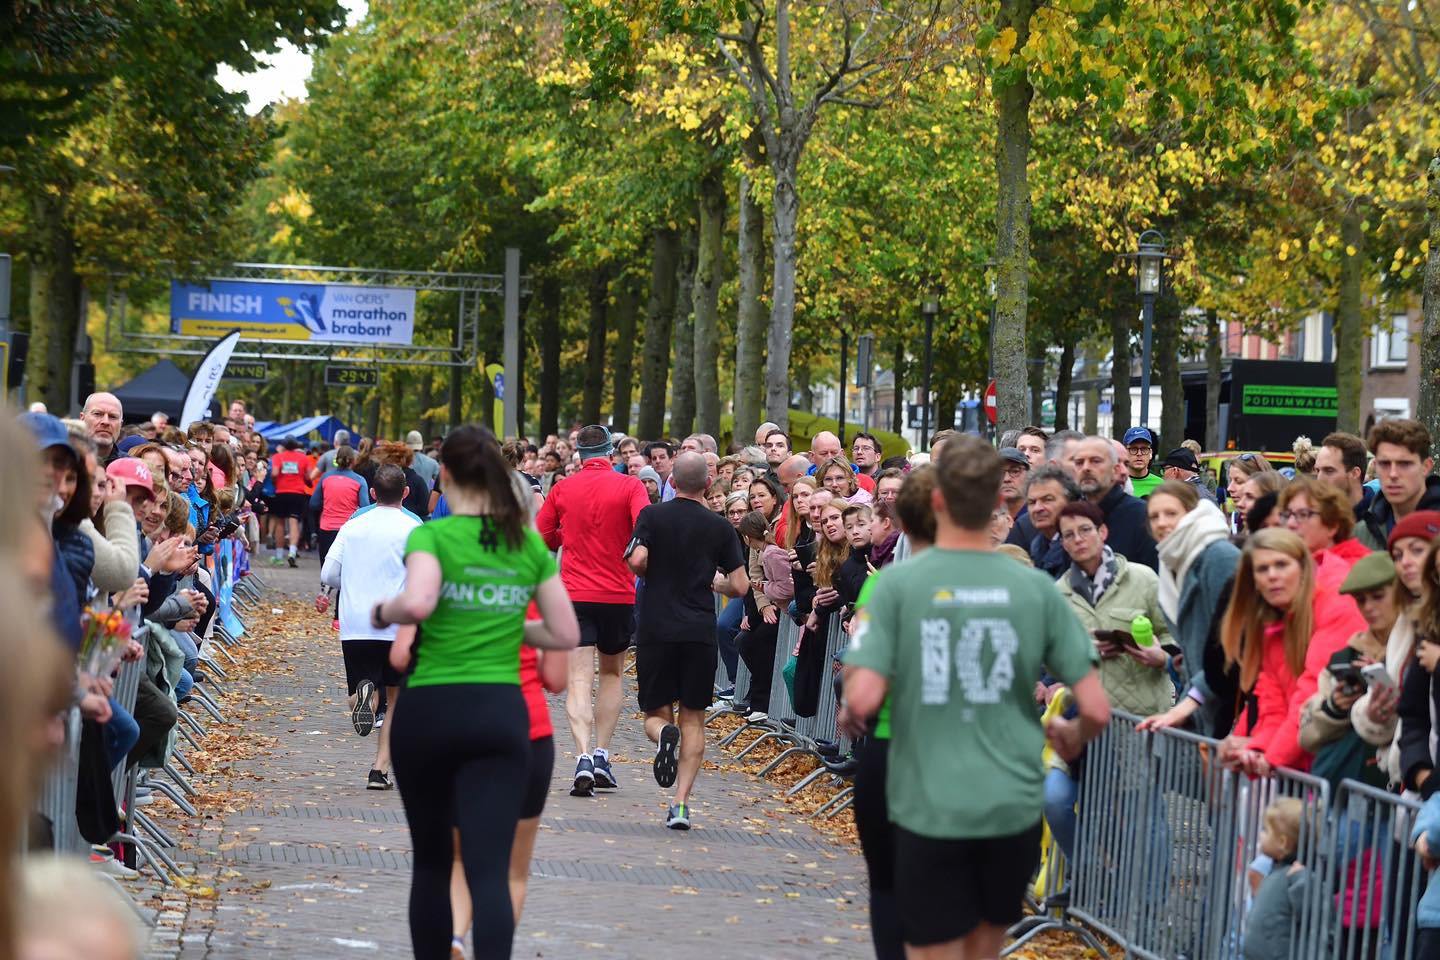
[1356,475,1440,550]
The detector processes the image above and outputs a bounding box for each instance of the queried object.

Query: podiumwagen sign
[1240,384,1339,418]
[170,279,416,345]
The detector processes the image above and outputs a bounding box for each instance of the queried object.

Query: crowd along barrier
[1062,711,1425,960]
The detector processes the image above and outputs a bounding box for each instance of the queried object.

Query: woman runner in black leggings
[372,426,578,959]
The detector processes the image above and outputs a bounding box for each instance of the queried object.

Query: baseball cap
[1388,510,1440,551]
[1339,552,1396,596]
[117,434,148,456]
[106,458,156,499]
[998,447,1030,469]
[1123,427,1156,448]
[406,430,424,451]
[1161,448,1199,473]
[19,412,71,453]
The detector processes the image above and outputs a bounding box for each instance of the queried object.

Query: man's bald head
[810,431,841,465]
[82,392,123,455]
[671,451,710,495]
[755,421,780,445]
[778,454,811,489]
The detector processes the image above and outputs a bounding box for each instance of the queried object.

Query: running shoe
[716,685,735,701]
[90,848,139,879]
[593,752,618,789]
[352,679,376,737]
[373,708,385,730]
[366,769,393,790]
[287,554,298,568]
[266,555,285,567]
[665,802,691,831]
[744,710,769,723]
[571,755,595,797]
[653,723,680,788]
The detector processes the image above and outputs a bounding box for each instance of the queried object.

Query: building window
[1371,316,1408,368]
[1374,397,1412,421]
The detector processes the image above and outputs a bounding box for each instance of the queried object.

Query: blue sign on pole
[493,371,505,400]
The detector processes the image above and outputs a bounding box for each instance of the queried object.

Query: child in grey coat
[1243,797,1310,960]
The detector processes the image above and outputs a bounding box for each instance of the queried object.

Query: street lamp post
[920,290,939,450]
[1132,230,1167,431]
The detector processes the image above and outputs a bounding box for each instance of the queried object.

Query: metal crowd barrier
[1060,711,1426,960]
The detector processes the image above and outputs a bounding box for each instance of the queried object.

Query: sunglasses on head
[1237,453,1258,463]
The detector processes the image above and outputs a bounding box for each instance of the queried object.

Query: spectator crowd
[7,382,1440,960]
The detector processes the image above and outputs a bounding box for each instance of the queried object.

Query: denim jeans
[171,629,200,677]
[104,699,140,770]
[715,598,743,684]
[1044,766,1079,861]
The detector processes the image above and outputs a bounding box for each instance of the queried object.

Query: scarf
[1157,498,1230,623]
[1068,546,1119,608]
[870,529,901,568]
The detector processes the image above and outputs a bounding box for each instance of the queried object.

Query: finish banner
[171,279,416,345]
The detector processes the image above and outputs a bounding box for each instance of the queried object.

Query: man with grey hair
[627,451,749,829]
[312,430,351,478]
[1024,466,1081,578]
[81,392,123,462]
[1046,429,1085,475]
[1071,436,1157,570]
[406,430,440,491]
[809,430,877,493]
[754,420,780,446]
[537,423,651,796]
[681,433,718,455]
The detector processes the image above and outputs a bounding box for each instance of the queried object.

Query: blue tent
[254,415,353,443]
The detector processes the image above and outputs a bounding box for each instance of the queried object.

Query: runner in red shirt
[535,424,650,796]
[270,436,315,567]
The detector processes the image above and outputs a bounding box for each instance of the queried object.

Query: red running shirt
[271,450,314,495]
[519,602,552,740]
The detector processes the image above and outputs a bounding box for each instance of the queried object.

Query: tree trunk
[1157,292,1185,450]
[1054,337,1075,431]
[795,364,813,413]
[582,265,610,426]
[671,227,698,438]
[1335,206,1365,434]
[733,175,767,443]
[638,228,680,439]
[890,339,905,436]
[365,392,381,439]
[694,171,726,438]
[1110,297,1133,438]
[991,0,1037,434]
[1205,308,1222,450]
[1082,348,1099,434]
[448,365,463,433]
[538,276,561,438]
[1026,333,1045,426]
[418,370,434,440]
[611,275,639,432]
[765,159,800,429]
[1422,158,1440,444]
[25,192,81,412]
[281,362,295,423]
[389,370,406,438]
[936,380,960,433]
[515,292,529,439]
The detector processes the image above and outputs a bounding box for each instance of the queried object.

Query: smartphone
[1362,662,1396,692]
[794,541,817,567]
[1328,662,1363,690]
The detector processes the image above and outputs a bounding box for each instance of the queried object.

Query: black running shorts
[342,639,403,696]
[271,492,310,519]
[635,642,717,712]
[573,601,634,656]
[521,736,555,819]
[893,820,1044,946]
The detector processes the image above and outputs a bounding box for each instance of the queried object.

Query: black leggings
[737,620,778,713]
[854,737,903,960]
[390,683,529,960]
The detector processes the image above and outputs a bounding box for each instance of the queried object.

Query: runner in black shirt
[627,452,748,829]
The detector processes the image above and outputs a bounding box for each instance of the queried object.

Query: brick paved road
[151,559,870,959]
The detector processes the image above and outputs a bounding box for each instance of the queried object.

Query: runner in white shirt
[320,463,421,789]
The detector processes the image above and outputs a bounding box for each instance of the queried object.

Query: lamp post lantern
[1132,230,1168,431]
[920,289,939,450]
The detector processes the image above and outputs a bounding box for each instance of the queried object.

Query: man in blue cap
[1122,426,1164,499]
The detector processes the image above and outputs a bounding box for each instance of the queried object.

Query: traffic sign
[984,379,998,424]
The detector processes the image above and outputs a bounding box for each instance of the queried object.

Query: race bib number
[280,461,300,475]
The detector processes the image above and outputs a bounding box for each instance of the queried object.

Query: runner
[269,436,313,567]
[626,452,749,829]
[535,424,650,796]
[371,425,579,960]
[842,435,1111,959]
[319,463,419,789]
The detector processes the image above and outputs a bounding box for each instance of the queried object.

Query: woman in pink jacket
[1219,527,1367,775]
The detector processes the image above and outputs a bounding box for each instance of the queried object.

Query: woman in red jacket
[1219,527,1368,776]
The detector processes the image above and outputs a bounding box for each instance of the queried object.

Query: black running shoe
[366,769,393,790]
[653,723,680,788]
[571,756,595,797]
[352,680,375,737]
[286,554,297,568]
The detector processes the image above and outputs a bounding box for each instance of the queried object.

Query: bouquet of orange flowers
[80,606,132,677]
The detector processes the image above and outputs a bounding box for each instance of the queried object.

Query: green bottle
[1131,615,1154,647]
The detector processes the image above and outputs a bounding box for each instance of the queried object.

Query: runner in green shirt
[843,435,1111,959]
[370,425,579,960]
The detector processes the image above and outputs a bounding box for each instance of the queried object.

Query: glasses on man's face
[1126,445,1151,456]
[1060,524,1098,543]
[727,509,748,520]
[168,471,186,484]
[1280,509,1318,524]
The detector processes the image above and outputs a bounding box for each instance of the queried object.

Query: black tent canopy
[110,359,190,422]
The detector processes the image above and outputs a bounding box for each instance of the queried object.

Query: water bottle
[1131,615,1154,647]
